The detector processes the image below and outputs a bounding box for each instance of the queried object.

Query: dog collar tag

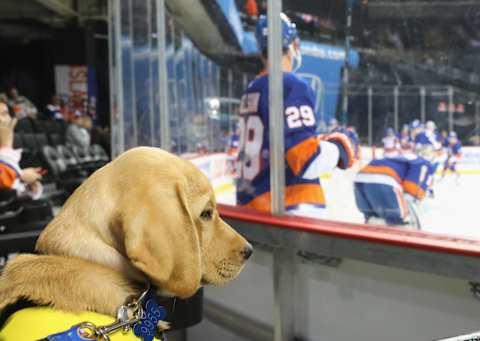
[133,289,167,341]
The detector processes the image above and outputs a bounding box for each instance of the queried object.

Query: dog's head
[37,147,252,299]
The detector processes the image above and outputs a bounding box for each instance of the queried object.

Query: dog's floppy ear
[122,181,202,298]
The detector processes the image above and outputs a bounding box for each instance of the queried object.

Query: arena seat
[53,120,67,135]
[14,118,34,134]
[21,133,36,150]
[0,190,20,215]
[15,198,53,226]
[48,133,64,146]
[57,145,87,175]
[34,133,49,148]
[13,134,23,149]
[33,120,58,135]
[18,133,46,169]
[31,119,47,133]
[41,146,85,193]
[0,189,53,235]
[90,144,110,168]
[71,145,98,173]
[42,145,67,175]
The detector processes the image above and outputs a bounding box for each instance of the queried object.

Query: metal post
[108,0,115,156]
[147,0,155,146]
[243,73,248,91]
[157,0,170,151]
[341,0,354,125]
[171,21,179,152]
[267,0,285,215]
[368,86,373,145]
[448,86,454,132]
[110,0,125,156]
[420,86,426,124]
[128,0,138,147]
[273,246,295,341]
[267,2,293,341]
[228,68,234,133]
[476,101,480,142]
[393,86,399,132]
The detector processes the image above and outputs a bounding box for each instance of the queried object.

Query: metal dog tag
[116,305,129,322]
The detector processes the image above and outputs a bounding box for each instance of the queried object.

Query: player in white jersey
[382,128,400,157]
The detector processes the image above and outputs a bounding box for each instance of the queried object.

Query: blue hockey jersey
[415,131,441,150]
[357,156,435,200]
[236,72,324,212]
[448,141,462,157]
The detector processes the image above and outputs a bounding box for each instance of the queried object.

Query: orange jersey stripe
[286,136,319,176]
[325,132,355,168]
[0,163,18,189]
[242,183,325,212]
[359,165,402,184]
[393,187,409,219]
[402,180,425,200]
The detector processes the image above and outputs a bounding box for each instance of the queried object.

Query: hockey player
[414,120,442,150]
[382,127,400,157]
[442,131,462,180]
[353,145,435,226]
[410,119,424,145]
[399,124,411,153]
[413,121,443,197]
[236,13,356,218]
[226,125,240,157]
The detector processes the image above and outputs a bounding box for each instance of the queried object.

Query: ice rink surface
[216,167,480,239]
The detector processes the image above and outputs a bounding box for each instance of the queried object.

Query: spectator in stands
[81,114,93,131]
[0,92,15,117]
[258,0,266,15]
[91,125,111,156]
[7,87,37,120]
[65,111,91,149]
[0,93,7,105]
[0,102,43,199]
[43,95,64,121]
[245,0,258,19]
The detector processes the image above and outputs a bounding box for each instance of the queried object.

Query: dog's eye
[200,209,213,220]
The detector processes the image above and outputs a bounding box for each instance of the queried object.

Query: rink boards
[189,206,480,341]
[186,151,480,341]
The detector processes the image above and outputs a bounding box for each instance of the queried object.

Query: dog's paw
[157,320,171,332]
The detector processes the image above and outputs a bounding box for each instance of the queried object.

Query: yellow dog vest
[0,307,141,340]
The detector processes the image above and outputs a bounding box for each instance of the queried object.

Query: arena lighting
[208,98,220,111]
[205,97,220,119]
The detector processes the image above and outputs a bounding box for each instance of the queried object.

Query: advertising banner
[54,65,97,118]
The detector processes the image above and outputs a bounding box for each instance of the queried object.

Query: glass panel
[150,0,161,147]
[110,0,480,238]
[132,0,152,146]
[120,0,136,149]
[108,0,121,157]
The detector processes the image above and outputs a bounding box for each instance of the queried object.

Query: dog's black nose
[240,243,253,260]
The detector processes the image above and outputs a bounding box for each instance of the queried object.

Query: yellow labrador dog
[0,147,252,338]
